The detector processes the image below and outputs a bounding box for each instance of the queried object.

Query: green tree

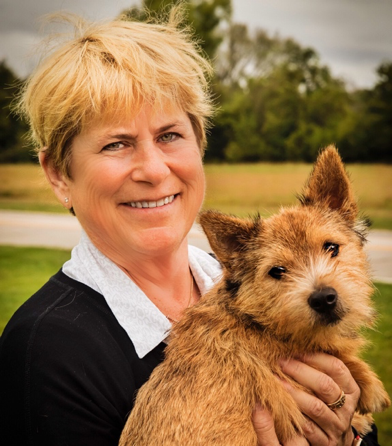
[0,61,32,163]
[121,0,231,61]
[286,67,349,161]
[338,62,392,162]
[365,62,392,161]
[210,30,350,163]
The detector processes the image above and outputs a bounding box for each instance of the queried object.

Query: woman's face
[62,106,205,263]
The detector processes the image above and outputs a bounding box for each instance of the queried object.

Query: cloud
[0,31,40,78]
[232,0,392,87]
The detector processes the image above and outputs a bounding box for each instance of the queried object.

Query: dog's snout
[308,287,338,314]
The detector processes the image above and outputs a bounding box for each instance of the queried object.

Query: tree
[365,62,392,161]
[210,28,351,163]
[338,62,392,162]
[121,0,232,61]
[0,61,32,163]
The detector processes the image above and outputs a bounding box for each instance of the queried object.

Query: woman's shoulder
[0,270,119,354]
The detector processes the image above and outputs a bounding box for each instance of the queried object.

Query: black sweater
[0,270,380,445]
[0,270,165,446]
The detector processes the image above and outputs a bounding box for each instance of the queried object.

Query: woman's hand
[280,353,358,445]
[252,352,359,445]
[252,404,308,445]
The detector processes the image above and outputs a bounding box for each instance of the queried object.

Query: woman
[0,9,379,446]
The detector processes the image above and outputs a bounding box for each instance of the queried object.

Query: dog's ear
[299,145,358,222]
[199,210,260,270]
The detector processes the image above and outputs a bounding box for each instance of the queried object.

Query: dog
[119,146,390,445]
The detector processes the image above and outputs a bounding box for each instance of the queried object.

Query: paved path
[0,210,391,283]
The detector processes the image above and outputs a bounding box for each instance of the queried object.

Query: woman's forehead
[80,105,192,137]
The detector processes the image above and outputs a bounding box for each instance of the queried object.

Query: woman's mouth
[125,194,176,209]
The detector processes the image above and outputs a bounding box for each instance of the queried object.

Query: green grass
[0,245,71,331]
[364,282,392,442]
[0,245,391,441]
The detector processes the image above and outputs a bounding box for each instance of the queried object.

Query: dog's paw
[352,413,374,437]
[357,378,391,414]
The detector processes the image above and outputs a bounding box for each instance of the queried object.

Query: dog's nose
[308,287,338,313]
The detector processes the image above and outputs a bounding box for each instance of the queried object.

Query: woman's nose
[129,141,171,185]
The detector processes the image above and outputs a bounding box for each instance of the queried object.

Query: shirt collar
[62,231,221,358]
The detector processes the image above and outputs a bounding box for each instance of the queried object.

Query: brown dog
[120,146,390,445]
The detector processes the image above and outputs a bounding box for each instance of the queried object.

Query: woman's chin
[130,226,189,256]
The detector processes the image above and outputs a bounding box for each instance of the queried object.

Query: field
[0,163,392,228]
[203,163,392,229]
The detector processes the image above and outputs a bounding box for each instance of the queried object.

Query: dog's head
[199,146,375,349]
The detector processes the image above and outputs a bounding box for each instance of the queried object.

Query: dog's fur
[120,146,390,445]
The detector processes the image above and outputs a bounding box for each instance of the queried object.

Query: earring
[64,198,69,204]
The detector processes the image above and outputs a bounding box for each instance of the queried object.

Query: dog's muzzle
[308,287,341,325]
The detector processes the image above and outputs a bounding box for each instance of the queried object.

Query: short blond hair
[17,8,214,176]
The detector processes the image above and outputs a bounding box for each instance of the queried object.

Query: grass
[1,163,392,228]
[365,282,392,441]
[0,245,71,331]
[0,245,391,441]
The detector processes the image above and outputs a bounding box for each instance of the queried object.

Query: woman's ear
[38,150,72,210]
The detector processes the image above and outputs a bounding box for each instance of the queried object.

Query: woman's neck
[114,241,200,323]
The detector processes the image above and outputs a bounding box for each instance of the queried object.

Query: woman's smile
[123,193,177,209]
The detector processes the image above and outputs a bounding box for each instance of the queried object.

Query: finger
[279,356,358,444]
[252,404,308,446]
[252,404,280,446]
[285,436,309,446]
[299,353,359,396]
[280,356,357,406]
[281,379,345,439]
[301,416,329,446]
[301,414,354,446]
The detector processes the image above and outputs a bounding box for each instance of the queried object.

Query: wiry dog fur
[120,146,390,445]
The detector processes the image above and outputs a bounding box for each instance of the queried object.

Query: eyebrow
[105,121,187,141]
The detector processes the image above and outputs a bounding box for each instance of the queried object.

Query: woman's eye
[159,132,180,143]
[323,242,340,258]
[102,141,126,151]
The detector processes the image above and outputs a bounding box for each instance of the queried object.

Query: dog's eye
[323,242,340,258]
[268,266,286,280]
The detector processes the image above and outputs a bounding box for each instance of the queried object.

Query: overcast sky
[1,0,391,88]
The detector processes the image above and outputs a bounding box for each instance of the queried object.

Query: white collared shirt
[62,231,221,358]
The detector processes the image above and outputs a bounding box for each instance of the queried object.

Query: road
[0,210,391,283]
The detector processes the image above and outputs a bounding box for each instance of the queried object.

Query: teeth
[128,195,175,209]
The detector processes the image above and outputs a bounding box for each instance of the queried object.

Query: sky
[0,0,391,89]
